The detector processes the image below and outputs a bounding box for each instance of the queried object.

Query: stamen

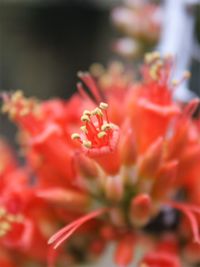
[91,108,103,116]
[71,133,81,140]
[83,110,91,116]
[143,52,174,86]
[0,205,24,238]
[1,91,39,120]
[80,126,88,134]
[83,140,92,148]
[97,131,107,138]
[171,71,191,90]
[81,115,90,122]
[99,102,108,110]
[71,103,120,174]
[101,123,113,131]
[1,91,41,135]
[71,103,119,152]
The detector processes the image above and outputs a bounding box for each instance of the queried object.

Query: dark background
[0,1,120,144]
[0,1,119,99]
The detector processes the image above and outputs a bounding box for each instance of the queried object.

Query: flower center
[72,102,119,152]
[0,206,24,238]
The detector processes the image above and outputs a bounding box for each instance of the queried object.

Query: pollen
[101,123,113,131]
[83,140,92,148]
[80,126,88,134]
[91,108,103,116]
[81,115,90,122]
[83,110,91,116]
[99,102,108,110]
[97,131,107,138]
[0,205,24,238]
[143,52,175,84]
[1,90,40,120]
[71,102,119,151]
[71,133,81,140]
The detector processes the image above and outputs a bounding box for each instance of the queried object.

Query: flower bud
[119,127,137,165]
[36,188,90,211]
[129,194,152,227]
[114,234,135,267]
[138,137,163,178]
[152,160,178,201]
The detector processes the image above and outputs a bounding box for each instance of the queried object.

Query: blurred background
[0,2,199,266]
[0,0,122,99]
[0,0,200,144]
[0,0,121,144]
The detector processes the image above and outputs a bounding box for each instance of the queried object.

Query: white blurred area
[158,0,200,101]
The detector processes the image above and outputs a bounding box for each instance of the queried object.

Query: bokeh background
[0,0,121,146]
[0,2,200,266]
[0,0,200,144]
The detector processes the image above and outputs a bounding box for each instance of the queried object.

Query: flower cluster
[111,0,162,58]
[1,52,200,267]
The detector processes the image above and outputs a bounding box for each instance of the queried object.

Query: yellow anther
[71,133,81,140]
[99,102,108,110]
[81,115,90,122]
[90,108,96,115]
[101,123,112,131]
[80,126,88,134]
[97,131,107,138]
[144,53,153,64]
[91,108,103,116]
[83,110,91,116]
[83,140,92,148]
[11,90,23,102]
[0,207,6,217]
[0,221,11,231]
